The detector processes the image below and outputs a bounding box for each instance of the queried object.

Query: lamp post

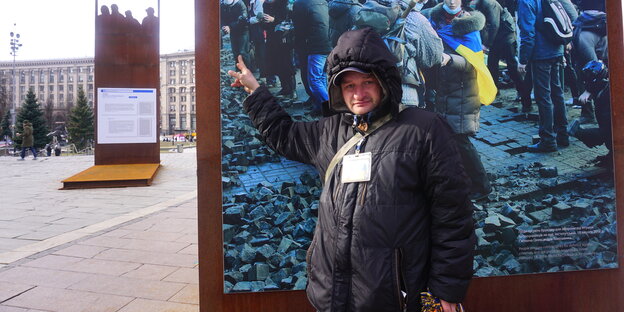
[9,24,22,141]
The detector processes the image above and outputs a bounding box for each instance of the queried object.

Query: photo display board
[219,0,617,294]
[97,88,158,144]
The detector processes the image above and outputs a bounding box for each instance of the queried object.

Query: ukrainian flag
[435,25,497,105]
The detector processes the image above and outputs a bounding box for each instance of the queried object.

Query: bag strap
[324,114,393,184]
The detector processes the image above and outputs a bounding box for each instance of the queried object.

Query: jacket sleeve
[405,12,443,69]
[230,2,249,31]
[480,1,501,48]
[517,0,537,65]
[243,86,323,165]
[422,116,475,303]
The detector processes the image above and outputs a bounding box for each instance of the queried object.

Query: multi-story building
[0,50,196,135]
[160,51,196,135]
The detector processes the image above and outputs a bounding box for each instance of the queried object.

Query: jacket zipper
[394,248,405,310]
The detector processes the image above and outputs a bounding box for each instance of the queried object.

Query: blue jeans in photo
[532,57,568,146]
[307,54,328,111]
[21,146,37,159]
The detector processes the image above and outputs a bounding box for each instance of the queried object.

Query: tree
[0,109,11,140]
[15,89,49,148]
[67,86,94,151]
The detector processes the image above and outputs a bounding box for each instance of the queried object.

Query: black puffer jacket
[244,28,475,311]
[293,0,332,55]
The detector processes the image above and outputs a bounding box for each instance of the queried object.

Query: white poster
[97,88,157,144]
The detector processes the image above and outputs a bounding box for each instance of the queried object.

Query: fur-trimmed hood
[429,3,485,35]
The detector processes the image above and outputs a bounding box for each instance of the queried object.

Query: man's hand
[227,55,260,94]
[263,14,275,23]
[518,63,527,75]
[579,90,593,105]
[222,26,230,34]
[440,299,459,312]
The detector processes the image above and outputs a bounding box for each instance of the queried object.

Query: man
[220,0,251,69]
[228,28,474,312]
[517,0,569,152]
[292,0,332,115]
[17,120,37,161]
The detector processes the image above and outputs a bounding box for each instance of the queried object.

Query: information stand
[62,1,161,189]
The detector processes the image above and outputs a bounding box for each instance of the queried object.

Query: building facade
[0,50,196,136]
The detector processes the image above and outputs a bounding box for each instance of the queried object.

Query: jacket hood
[430,3,485,35]
[326,27,402,117]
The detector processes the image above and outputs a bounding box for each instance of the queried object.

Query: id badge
[341,152,372,183]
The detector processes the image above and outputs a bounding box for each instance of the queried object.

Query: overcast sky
[0,0,195,62]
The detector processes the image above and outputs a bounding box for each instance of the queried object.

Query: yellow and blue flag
[435,24,497,105]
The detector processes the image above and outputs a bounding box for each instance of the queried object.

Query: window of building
[78,75,84,82]
[191,77,195,83]
[88,93,93,100]
[191,115,196,130]
[59,94,64,101]
[69,85,73,92]
[69,67,75,73]
[20,72,25,84]
[49,94,54,100]
[191,105,196,112]
[39,86,44,93]
[49,85,54,92]
[49,72,55,83]
[168,87,176,93]
[88,75,93,82]
[88,84,93,91]
[88,66,94,73]
[38,94,44,101]
[68,76,74,82]
[181,60,188,66]
[180,95,187,102]
[191,95,195,103]
[59,75,64,83]
[180,115,187,129]
[169,78,176,84]
[59,85,64,92]
[30,72,35,83]
[68,94,74,101]
[180,87,186,93]
[169,61,176,68]
[20,94,25,101]
[169,96,176,102]
[169,116,176,129]
[169,69,176,76]
[190,86,195,93]
[78,67,83,73]
[39,72,45,83]
[180,78,186,84]
[181,105,187,111]
[190,60,194,66]
[169,105,176,112]
[181,68,187,75]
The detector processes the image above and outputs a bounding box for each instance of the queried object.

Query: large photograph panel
[219,0,617,293]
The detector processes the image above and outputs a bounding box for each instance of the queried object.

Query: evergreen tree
[15,89,49,148]
[0,109,11,140]
[67,86,94,151]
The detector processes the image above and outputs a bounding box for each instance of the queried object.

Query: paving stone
[117,298,198,312]
[1,286,133,312]
[68,275,186,301]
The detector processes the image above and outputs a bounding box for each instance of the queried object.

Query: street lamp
[9,24,22,141]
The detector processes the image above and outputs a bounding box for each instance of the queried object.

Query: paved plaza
[0,150,199,311]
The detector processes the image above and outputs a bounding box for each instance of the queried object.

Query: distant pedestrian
[17,120,37,160]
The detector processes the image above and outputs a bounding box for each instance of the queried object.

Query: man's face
[444,0,461,10]
[340,71,382,115]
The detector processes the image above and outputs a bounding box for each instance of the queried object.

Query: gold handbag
[420,292,464,312]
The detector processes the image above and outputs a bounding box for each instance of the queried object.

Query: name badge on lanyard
[341,152,372,183]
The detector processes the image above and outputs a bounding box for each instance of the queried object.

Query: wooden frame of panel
[196,0,624,310]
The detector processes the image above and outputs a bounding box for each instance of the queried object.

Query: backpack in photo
[540,0,573,45]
